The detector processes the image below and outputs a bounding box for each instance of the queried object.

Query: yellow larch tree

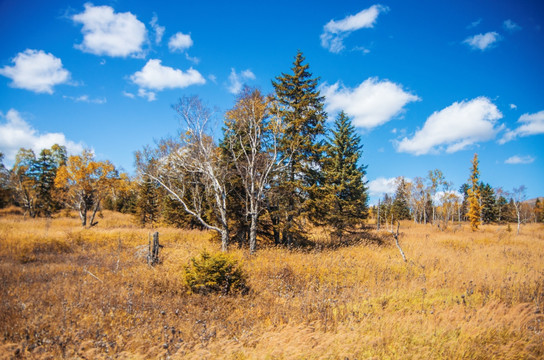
[467,153,481,231]
[55,149,120,227]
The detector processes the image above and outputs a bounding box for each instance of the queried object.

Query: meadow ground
[0,209,543,359]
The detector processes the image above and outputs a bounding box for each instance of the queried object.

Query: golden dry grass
[0,211,543,359]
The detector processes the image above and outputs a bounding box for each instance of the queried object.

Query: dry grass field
[1,209,543,359]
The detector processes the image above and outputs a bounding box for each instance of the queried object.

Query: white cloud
[467,18,482,29]
[499,110,544,143]
[168,32,193,52]
[72,3,147,57]
[0,49,70,94]
[227,68,256,94]
[322,78,420,130]
[368,177,398,196]
[320,4,388,53]
[397,97,503,155]
[150,14,165,45]
[63,94,106,104]
[130,59,205,94]
[0,109,84,166]
[435,190,463,204]
[503,19,521,32]
[505,155,535,164]
[510,103,517,110]
[122,91,135,99]
[463,32,501,51]
[185,53,200,64]
[137,88,156,102]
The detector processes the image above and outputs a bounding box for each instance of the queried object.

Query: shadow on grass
[255,226,388,253]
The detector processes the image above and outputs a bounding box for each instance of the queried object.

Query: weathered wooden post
[147,232,162,265]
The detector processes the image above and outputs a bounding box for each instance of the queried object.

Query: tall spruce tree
[467,153,481,231]
[479,182,496,224]
[135,175,160,226]
[270,51,327,245]
[392,177,411,221]
[320,111,368,238]
[30,149,57,217]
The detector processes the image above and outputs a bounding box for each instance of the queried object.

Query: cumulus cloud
[320,4,388,53]
[130,59,205,100]
[434,190,463,204]
[505,155,535,164]
[0,49,70,94]
[368,177,400,196]
[510,103,517,110]
[397,97,503,155]
[72,3,147,57]
[0,109,84,165]
[168,32,193,52]
[503,19,521,32]
[322,78,420,130]
[150,14,165,45]
[499,110,544,143]
[227,68,256,94]
[463,31,501,51]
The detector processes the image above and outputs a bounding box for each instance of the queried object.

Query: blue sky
[1,0,543,203]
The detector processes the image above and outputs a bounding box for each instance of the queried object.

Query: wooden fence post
[147,232,162,265]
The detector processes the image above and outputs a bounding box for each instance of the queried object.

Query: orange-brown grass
[0,212,543,359]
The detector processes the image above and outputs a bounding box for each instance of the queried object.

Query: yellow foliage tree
[467,153,481,231]
[55,150,120,226]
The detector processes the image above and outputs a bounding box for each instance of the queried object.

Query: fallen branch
[83,267,103,283]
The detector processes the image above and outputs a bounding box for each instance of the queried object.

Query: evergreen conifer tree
[392,177,411,221]
[479,182,496,224]
[320,111,368,238]
[467,154,481,231]
[136,175,160,226]
[534,198,544,223]
[30,149,57,217]
[270,51,327,244]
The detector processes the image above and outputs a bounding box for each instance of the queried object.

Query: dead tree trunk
[148,232,162,266]
[391,221,407,262]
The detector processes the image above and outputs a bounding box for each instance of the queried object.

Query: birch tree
[224,87,284,253]
[510,185,527,235]
[138,96,231,251]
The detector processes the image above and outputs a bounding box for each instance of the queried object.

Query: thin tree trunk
[79,204,87,226]
[89,199,100,227]
[516,208,521,235]
[249,212,257,254]
[221,229,229,252]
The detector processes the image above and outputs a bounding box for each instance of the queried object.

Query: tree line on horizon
[371,153,541,234]
[0,52,542,252]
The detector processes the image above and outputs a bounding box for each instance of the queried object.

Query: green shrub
[184,251,248,295]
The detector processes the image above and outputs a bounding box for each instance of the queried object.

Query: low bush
[184,251,248,295]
